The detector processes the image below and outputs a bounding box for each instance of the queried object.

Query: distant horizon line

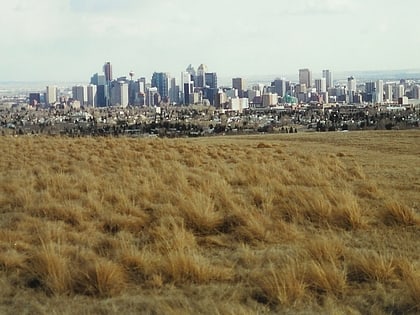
[2,68,420,85]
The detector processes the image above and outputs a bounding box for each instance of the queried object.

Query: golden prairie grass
[252,259,307,306]
[0,130,419,314]
[382,200,420,226]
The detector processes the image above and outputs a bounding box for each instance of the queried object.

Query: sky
[1,0,420,83]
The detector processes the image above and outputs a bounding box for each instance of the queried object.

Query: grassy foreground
[0,131,419,314]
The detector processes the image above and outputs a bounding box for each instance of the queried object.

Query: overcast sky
[1,0,419,83]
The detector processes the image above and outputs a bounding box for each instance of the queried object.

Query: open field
[0,131,419,314]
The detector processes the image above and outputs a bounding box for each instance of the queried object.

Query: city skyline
[1,0,420,82]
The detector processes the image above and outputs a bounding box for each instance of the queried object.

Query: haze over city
[1,0,420,82]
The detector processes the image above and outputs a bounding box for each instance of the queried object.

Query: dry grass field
[0,130,419,314]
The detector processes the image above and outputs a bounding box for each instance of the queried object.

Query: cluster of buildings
[25,63,420,112]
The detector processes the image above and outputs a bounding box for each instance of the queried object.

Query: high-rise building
[299,68,312,88]
[347,76,356,103]
[365,81,375,94]
[412,85,420,99]
[86,84,97,107]
[151,72,170,100]
[146,87,159,106]
[322,70,333,89]
[72,85,87,106]
[203,72,218,106]
[314,78,327,94]
[205,72,218,89]
[271,78,286,98]
[384,84,393,102]
[376,80,384,104]
[186,64,196,85]
[396,84,405,100]
[232,77,246,98]
[169,77,179,104]
[46,85,57,105]
[196,64,208,88]
[91,73,108,106]
[181,72,193,105]
[110,81,129,107]
[103,62,113,82]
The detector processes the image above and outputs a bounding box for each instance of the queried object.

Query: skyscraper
[376,80,384,104]
[347,76,356,103]
[103,62,113,82]
[186,64,196,86]
[314,78,327,93]
[151,72,170,100]
[232,77,246,98]
[299,68,312,88]
[91,73,108,106]
[72,85,87,106]
[205,72,218,89]
[46,85,57,105]
[181,72,193,105]
[196,64,208,88]
[412,85,420,100]
[271,78,286,98]
[204,72,218,105]
[110,81,129,107]
[85,84,97,107]
[384,84,393,102]
[322,70,333,89]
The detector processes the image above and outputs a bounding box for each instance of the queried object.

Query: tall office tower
[129,79,146,106]
[91,73,108,106]
[205,72,218,89]
[299,68,312,88]
[364,81,376,103]
[396,84,405,100]
[322,70,333,89]
[72,85,87,106]
[46,85,57,105]
[181,72,193,105]
[196,64,208,88]
[384,84,393,102]
[376,80,384,104]
[314,78,327,93]
[203,72,218,105]
[271,78,286,97]
[412,85,420,99]
[169,77,179,104]
[151,72,170,100]
[347,76,356,103]
[86,84,97,107]
[365,81,375,94]
[146,87,159,106]
[186,64,196,85]
[103,62,113,82]
[128,80,137,105]
[110,81,129,107]
[232,77,246,98]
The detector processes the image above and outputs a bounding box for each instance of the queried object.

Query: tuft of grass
[347,250,397,283]
[333,192,368,230]
[26,241,72,295]
[304,235,345,265]
[252,260,307,306]
[162,249,233,284]
[304,261,347,297]
[382,201,420,226]
[77,259,127,297]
